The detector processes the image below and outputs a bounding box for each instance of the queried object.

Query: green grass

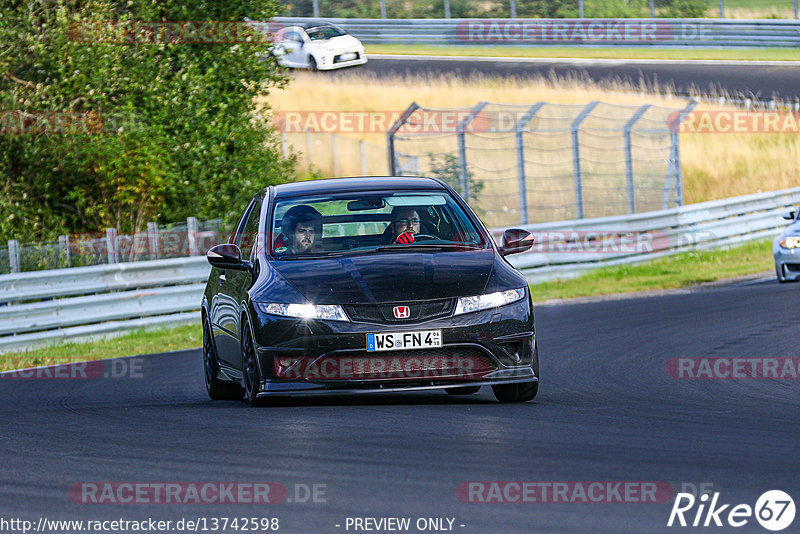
[0,323,202,372]
[367,44,800,62]
[531,238,774,302]
[0,239,775,371]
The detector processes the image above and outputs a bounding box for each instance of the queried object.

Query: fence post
[623,104,651,214]
[457,101,489,203]
[386,102,420,176]
[571,101,599,219]
[719,0,724,18]
[332,133,338,177]
[509,0,516,18]
[106,228,118,264]
[360,139,367,175]
[667,99,697,208]
[8,240,19,273]
[305,130,313,170]
[444,0,451,18]
[148,222,160,260]
[515,102,545,225]
[380,0,386,18]
[59,235,71,267]
[579,0,584,18]
[187,217,199,256]
[312,0,319,17]
[649,0,655,17]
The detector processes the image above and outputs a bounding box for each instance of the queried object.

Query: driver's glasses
[396,218,420,226]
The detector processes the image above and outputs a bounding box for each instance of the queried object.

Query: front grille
[307,347,497,381]
[344,298,455,324]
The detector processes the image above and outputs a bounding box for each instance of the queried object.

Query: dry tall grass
[259,71,800,206]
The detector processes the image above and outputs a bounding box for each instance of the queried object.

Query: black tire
[445,386,481,395]
[241,316,264,406]
[492,343,539,403]
[308,55,318,71]
[203,317,243,400]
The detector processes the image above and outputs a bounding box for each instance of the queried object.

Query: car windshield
[270,191,487,258]
[306,25,347,40]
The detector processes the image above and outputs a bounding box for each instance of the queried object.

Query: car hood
[780,221,800,236]
[269,249,495,304]
[309,35,361,50]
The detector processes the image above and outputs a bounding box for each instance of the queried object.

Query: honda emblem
[393,306,410,319]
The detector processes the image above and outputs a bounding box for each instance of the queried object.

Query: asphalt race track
[2,278,799,533]
[351,56,800,101]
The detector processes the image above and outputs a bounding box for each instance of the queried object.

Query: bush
[0,0,294,242]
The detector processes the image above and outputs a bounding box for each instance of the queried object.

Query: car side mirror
[207,244,250,271]
[499,229,534,256]
[783,209,796,221]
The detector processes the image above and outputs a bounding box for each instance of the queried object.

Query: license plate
[366,330,442,352]
[339,52,357,61]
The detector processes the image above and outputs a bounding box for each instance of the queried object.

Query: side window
[285,31,303,42]
[237,197,262,261]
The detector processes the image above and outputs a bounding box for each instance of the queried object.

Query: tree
[0,0,293,242]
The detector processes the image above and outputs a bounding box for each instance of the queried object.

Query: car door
[279,28,309,67]
[213,196,261,368]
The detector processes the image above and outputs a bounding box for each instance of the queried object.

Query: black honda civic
[202,176,538,405]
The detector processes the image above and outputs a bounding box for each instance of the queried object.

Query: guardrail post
[719,0,724,18]
[106,228,118,264]
[457,101,489,203]
[380,0,386,18]
[312,0,319,18]
[515,102,545,225]
[148,222,160,260]
[444,0,451,18]
[510,0,516,18]
[623,105,651,214]
[59,235,71,267]
[187,217,199,256]
[571,101,599,219]
[8,240,19,273]
[386,102,420,176]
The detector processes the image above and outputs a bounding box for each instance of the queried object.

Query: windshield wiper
[374,243,485,252]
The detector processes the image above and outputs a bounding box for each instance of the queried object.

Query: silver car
[773,207,800,282]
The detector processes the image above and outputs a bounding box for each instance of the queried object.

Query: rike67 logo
[668,490,795,531]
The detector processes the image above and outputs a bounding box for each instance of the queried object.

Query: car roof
[271,176,448,199]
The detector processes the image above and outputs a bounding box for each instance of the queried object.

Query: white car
[273,23,367,71]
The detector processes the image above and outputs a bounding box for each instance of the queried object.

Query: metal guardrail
[1,187,797,353]
[273,17,800,48]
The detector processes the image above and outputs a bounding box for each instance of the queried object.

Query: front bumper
[774,245,800,281]
[317,51,367,70]
[250,297,536,396]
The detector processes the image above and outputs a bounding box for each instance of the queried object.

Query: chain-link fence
[388,100,695,228]
[2,218,227,274]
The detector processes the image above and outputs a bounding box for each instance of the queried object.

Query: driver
[388,207,421,245]
[274,205,322,254]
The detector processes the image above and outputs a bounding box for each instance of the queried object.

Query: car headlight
[780,237,800,249]
[453,288,526,316]
[256,302,349,322]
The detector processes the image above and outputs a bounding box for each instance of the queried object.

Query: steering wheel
[413,234,438,241]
